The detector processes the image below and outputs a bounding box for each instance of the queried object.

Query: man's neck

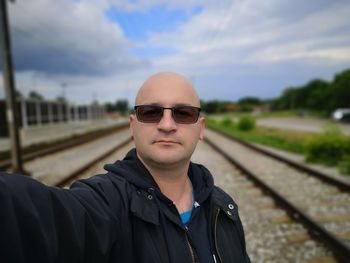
[140,158,193,214]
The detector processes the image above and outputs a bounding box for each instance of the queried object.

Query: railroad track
[0,122,129,171]
[58,134,338,262]
[14,123,348,261]
[58,140,134,187]
[20,126,132,186]
[55,137,132,187]
[204,128,350,263]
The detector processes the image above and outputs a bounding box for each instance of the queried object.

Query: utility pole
[0,0,26,174]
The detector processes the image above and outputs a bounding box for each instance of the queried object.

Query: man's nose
[157,109,177,131]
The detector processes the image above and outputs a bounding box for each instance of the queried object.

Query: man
[0,72,250,262]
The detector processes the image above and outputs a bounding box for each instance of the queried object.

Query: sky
[0,0,350,105]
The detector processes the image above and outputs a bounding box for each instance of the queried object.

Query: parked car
[332,108,350,122]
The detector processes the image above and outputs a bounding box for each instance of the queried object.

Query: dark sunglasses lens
[137,106,163,122]
[173,106,200,123]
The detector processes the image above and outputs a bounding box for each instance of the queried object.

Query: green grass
[208,109,335,120]
[208,110,299,121]
[206,116,350,175]
[254,110,299,119]
[206,117,315,154]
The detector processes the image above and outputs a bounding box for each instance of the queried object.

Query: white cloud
[141,0,350,70]
[1,0,349,103]
[9,0,146,75]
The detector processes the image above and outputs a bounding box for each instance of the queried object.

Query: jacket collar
[211,187,239,221]
[105,148,215,224]
[130,188,160,225]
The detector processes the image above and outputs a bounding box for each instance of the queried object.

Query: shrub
[305,134,350,166]
[237,115,256,131]
[338,155,350,175]
[221,118,234,127]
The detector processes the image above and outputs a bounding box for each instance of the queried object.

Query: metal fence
[0,99,106,137]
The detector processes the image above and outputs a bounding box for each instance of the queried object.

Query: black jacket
[0,149,250,263]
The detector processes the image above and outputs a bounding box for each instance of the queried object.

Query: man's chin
[152,155,182,165]
[137,146,190,168]
[148,152,187,167]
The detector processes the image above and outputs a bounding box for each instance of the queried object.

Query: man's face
[130,74,205,169]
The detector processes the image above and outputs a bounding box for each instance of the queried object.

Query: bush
[221,118,234,127]
[237,115,256,131]
[305,134,350,166]
[338,155,350,175]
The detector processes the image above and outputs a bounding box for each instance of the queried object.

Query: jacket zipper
[185,227,196,263]
[214,208,223,263]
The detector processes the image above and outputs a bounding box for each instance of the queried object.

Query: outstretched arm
[0,172,120,263]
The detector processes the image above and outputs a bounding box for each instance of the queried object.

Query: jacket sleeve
[0,172,120,263]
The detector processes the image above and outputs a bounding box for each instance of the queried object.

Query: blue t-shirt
[180,208,193,225]
[179,179,215,262]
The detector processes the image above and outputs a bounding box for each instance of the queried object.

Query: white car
[332,108,350,122]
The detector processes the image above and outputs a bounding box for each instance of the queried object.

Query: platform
[0,117,128,153]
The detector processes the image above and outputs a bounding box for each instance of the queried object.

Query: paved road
[257,117,350,136]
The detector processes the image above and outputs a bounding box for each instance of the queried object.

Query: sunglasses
[134,105,201,124]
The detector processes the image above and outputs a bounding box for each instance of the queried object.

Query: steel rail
[54,136,132,187]
[0,122,129,171]
[205,135,350,263]
[208,128,350,192]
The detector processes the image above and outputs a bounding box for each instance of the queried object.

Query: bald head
[130,72,205,171]
[135,72,200,107]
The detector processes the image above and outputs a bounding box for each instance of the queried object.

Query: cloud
[1,0,349,104]
[9,0,349,77]
[107,0,227,13]
[127,0,350,101]
[140,0,350,69]
[8,0,147,75]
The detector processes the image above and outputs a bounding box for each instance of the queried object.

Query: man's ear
[199,116,205,140]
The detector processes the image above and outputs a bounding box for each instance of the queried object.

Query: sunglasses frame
[134,105,201,124]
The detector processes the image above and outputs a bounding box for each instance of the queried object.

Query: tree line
[270,68,350,113]
[201,68,350,114]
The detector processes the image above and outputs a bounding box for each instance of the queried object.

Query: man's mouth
[154,140,179,144]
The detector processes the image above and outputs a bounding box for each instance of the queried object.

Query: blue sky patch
[132,46,177,57]
[105,4,203,41]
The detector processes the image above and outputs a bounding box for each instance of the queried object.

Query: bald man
[0,72,250,263]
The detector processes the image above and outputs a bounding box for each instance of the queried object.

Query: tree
[55,96,67,103]
[237,96,261,112]
[105,102,116,113]
[275,87,303,110]
[202,100,230,114]
[329,69,350,110]
[15,90,22,98]
[303,79,331,111]
[115,99,129,115]
[28,90,44,101]
[238,97,261,105]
